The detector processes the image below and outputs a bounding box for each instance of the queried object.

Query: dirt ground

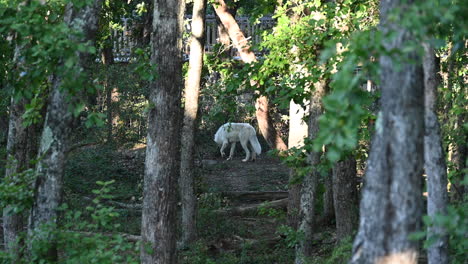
[200,155,291,193]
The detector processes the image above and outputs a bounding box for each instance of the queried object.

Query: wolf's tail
[249,135,262,155]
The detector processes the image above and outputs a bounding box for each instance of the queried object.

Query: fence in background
[112,16,275,62]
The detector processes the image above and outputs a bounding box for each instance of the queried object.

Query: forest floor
[63,145,345,263]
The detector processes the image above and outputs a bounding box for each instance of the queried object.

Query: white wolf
[214,123,262,162]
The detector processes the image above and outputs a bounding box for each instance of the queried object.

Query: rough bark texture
[140,0,185,263]
[423,43,449,264]
[287,170,301,229]
[139,0,153,47]
[350,1,424,263]
[322,170,335,225]
[213,0,287,151]
[332,156,358,242]
[3,98,38,259]
[27,1,102,260]
[215,0,238,58]
[179,0,206,248]
[294,80,325,264]
[255,96,288,151]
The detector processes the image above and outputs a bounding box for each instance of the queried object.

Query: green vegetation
[0,0,465,262]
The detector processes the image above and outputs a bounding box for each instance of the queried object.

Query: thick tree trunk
[213,0,287,151]
[27,1,102,260]
[215,0,238,58]
[332,156,358,242]
[322,170,334,225]
[287,100,308,229]
[140,1,185,263]
[350,1,424,263]
[423,43,449,264]
[287,176,301,229]
[295,80,325,264]
[179,0,206,248]
[3,98,38,260]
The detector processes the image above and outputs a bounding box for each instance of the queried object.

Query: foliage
[321,236,353,264]
[304,236,353,264]
[0,180,139,263]
[201,51,256,127]
[0,163,35,215]
[277,224,304,248]
[65,146,142,201]
[0,0,104,128]
[410,181,468,264]
[88,49,151,144]
[258,203,286,219]
[197,192,233,238]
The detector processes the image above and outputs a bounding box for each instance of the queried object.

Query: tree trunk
[140,0,185,263]
[322,170,334,225]
[140,0,153,47]
[423,43,449,264]
[102,45,115,144]
[213,0,287,151]
[27,1,102,260]
[287,100,308,229]
[179,0,206,249]
[215,0,238,58]
[332,156,358,242]
[287,170,301,229]
[295,79,325,264]
[350,1,424,263]
[3,97,38,260]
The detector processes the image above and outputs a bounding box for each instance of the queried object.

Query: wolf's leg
[240,140,250,162]
[220,142,228,158]
[227,142,236,160]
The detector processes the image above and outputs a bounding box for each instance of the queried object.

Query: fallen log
[214,198,288,216]
[66,230,141,242]
[83,196,142,210]
[221,191,288,202]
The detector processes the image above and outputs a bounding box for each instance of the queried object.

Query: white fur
[214,123,262,162]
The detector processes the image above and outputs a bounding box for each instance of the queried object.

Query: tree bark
[27,1,102,260]
[332,156,358,242]
[140,0,153,47]
[215,0,238,58]
[213,0,287,151]
[423,43,449,264]
[3,97,38,260]
[140,0,185,263]
[350,1,424,263]
[102,45,115,143]
[179,0,206,248]
[322,170,335,225]
[295,79,325,264]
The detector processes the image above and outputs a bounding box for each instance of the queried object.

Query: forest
[0,0,466,263]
